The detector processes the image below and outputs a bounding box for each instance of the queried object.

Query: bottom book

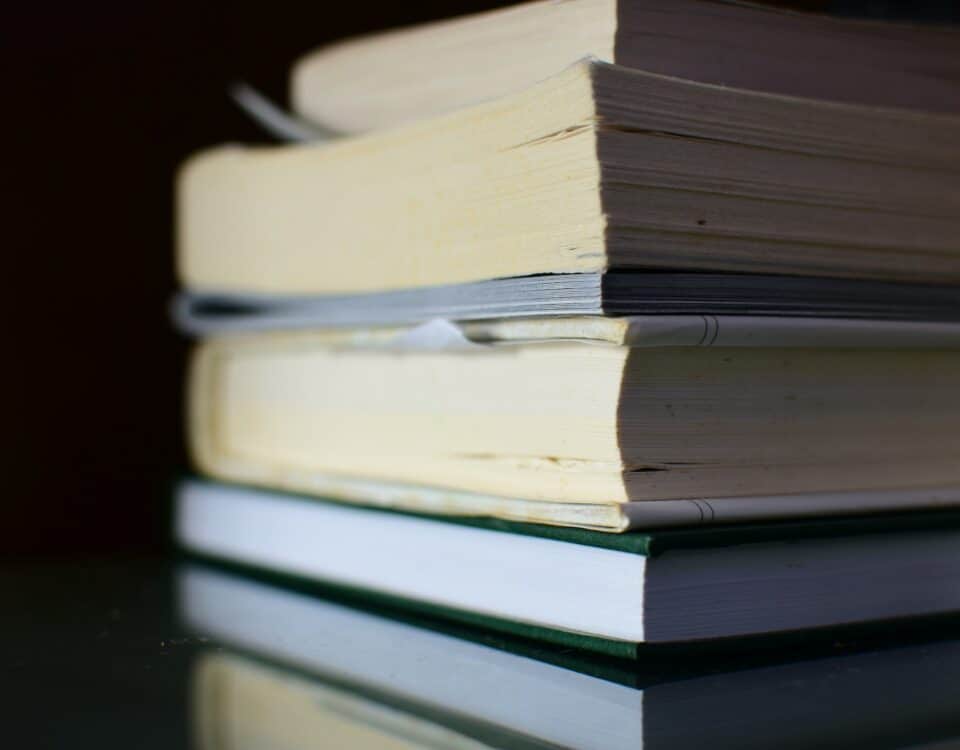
[182,565,960,750]
[176,479,960,653]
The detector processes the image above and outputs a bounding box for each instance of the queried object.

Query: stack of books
[174,0,960,655]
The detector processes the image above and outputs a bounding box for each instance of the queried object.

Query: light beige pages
[188,317,960,531]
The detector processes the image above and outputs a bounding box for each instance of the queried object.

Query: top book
[292,0,960,133]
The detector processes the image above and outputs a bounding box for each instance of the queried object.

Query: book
[174,272,960,335]
[183,565,960,749]
[177,60,960,298]
[175,480,960,649]
[187,317,960,524]
[291,0,960,133]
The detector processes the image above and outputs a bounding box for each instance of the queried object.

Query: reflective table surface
[8,557,960,749]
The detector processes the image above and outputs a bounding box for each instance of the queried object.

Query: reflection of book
[193,654,489,750]
[181,566,644,749]
[182,565,960,750]
[176,482,960,651]
[290,0,960,132]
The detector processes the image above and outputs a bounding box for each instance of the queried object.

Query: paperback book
[186,317,960,527]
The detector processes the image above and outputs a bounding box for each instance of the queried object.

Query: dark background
[7,0,958,558]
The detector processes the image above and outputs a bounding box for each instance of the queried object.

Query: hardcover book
[176,480,960,650]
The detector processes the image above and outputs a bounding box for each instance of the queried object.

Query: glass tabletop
[7,557,960,749]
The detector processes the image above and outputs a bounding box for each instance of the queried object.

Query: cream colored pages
[187,322,960,531]
[178,63,603,295]
[291,0,615,132]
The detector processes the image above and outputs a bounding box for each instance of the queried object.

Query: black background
[7,1,957,558]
